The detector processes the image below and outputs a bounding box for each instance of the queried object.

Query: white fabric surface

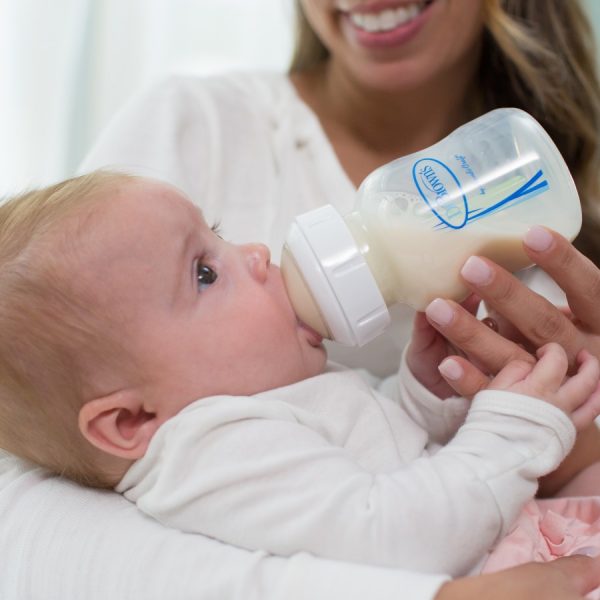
[117,358,575,577]
[0,451,451,600]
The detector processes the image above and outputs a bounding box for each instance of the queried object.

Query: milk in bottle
[280,108,582,346]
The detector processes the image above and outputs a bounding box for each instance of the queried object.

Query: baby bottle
[280,108,581,346]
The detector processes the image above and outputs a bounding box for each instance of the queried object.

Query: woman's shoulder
[139,70,298,118]
[79,70,306,189]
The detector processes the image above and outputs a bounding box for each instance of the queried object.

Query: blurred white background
[0,0,294,196]
[1,0,599,197]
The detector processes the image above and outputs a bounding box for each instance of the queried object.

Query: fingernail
[571,546,600,557]
[438,358,463,380]
[461,256,493,286]
[425,298,455,326]
[524,226,554,252]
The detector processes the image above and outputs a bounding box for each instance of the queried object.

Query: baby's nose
[244,243,271,281]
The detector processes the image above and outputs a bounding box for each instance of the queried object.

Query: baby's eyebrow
[170,228,196,308]
[190,203,206,223]
[192,206,220,237]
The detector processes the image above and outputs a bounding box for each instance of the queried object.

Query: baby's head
[0,172,326,487]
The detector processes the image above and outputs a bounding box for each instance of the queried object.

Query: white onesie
[117,357,575,577]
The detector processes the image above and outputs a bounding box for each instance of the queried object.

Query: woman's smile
[337,0,437,49]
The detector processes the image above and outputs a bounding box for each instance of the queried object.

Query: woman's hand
[435,555,600,600]
[456,226,600,367]
[422,227,600,392]
[422,227,600,495]
[421,295,535,398]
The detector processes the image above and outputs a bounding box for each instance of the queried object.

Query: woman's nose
[242,243,271,282]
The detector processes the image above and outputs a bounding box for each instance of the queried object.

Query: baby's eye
[196,262,218,291]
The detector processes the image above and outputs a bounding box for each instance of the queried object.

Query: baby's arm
[438,343,600,498]
[122,384,580,577]
[379,349,470,446]
[379,298,482,445]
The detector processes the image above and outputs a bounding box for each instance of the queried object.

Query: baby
[1,171,599,578]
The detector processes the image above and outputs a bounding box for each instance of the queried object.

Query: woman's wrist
[434,554,600,600]
[433,577,478,600]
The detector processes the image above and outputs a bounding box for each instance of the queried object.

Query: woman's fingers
[425,298,534,373]
[523,227,600,333]
[438,356,489,399]
[459,255,582,362]
[483,308,531,348]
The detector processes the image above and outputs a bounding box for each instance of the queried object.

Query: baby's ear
[78,390,159,459]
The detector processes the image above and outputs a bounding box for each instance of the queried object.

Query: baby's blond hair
[0,171,137,488]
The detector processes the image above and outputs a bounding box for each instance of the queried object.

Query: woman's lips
[340,0,436,50]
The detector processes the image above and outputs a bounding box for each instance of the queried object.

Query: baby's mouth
[297,318,325,347]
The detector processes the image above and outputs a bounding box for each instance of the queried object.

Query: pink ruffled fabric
[483,497,600,599]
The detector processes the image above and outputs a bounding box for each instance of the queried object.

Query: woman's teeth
[348,3,425,33]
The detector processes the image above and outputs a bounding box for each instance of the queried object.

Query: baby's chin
[304,346,329,380]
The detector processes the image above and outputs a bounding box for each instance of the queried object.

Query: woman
[2,1,600,598]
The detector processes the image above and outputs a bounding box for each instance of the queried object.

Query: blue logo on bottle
[413,159,468,229]
[412,158,549,230]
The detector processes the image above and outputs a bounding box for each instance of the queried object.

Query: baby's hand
[440,343,600,432]
[407,295,481,399]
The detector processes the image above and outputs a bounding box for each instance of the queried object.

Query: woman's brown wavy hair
[289,0,600,266]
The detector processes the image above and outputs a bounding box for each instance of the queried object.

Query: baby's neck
[99,451,135,489]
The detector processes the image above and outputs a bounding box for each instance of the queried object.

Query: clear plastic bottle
[280,108,582,347]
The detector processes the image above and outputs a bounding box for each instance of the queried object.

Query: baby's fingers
[529,343,569,390]
[438,356,489,399]
[559,351,600,429]
[559,350,600,403]
[487,359,535,392]
[570,382,600,432]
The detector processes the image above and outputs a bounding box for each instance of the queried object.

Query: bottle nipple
[280,247,330,338]
[281,205,390,347]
